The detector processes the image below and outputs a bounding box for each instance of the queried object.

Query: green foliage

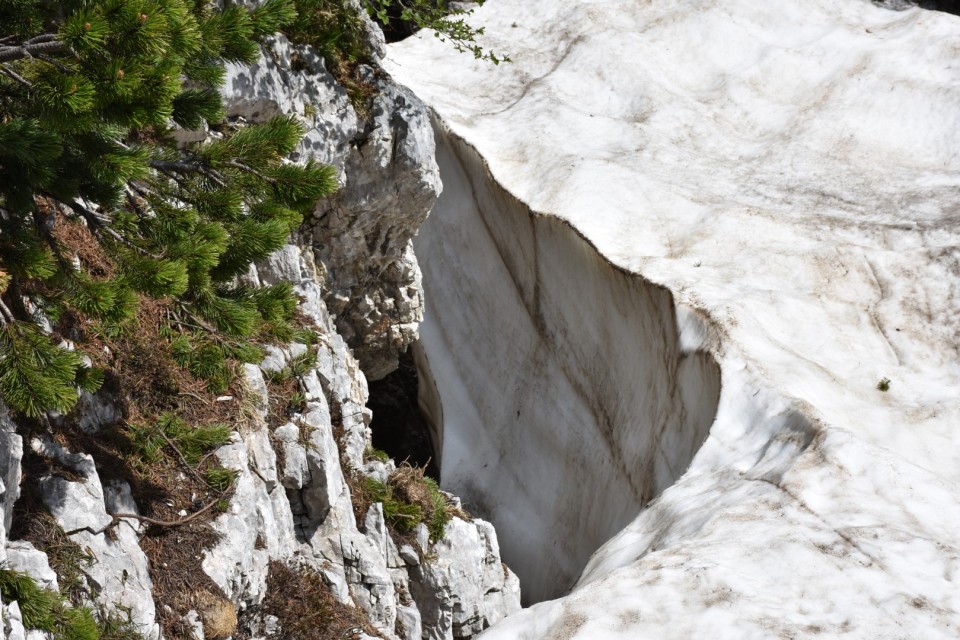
[363,477,422,532]
[0,322,87,417]
[421,475,451,543]
[359,469,452,542]
[129,413,232,467]
[204,466,239,492]
[364,445,390,462]
[287,0,508,72]
[877,377,891,392]
[55,605,100,640]
[286,0,369,69]
[368,0,508,64]
[0,0,339,415]
[0,565,99,640]
[0,564,58,630]
[288,346,318,376]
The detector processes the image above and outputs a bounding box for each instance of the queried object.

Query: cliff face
[0,17,518,640]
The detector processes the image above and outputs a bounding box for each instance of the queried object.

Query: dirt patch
[236,561,383,640]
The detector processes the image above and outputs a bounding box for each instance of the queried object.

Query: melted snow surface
[386,0,960,636]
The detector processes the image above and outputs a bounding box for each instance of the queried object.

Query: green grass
[0,565,100,640]
[421,476,451,543]
[204,467,240,492]
[356,468,453,542]
[129,413,232,467]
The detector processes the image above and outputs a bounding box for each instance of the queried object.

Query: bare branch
[36,54,73,74]
[0,39,66,63]
[24,33,58,46]
[0,66,32,88]
[112,497,222,528]
[0,298,15,324]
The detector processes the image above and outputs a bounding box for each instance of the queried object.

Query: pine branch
[58,198,161,259]
[150,160,228,189]
[62,199,110,228]
[177,304,219,335]
[223,160,276,185]
[0,39,66,63]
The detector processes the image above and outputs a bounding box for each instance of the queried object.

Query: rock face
[308,74,440,381]
[0,14,517,640]
[386,0,960,636]
[224,30,440,381]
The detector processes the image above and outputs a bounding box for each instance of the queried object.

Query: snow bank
[387,0,960,635]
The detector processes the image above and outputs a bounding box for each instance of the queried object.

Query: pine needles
[0,565,99,640]
[0,0,338,417]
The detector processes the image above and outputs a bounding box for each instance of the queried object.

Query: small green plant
[129,413,231,467]
[288,347,319,377]
[421,475,451,543]
[354,465,453,543]
[287,390,306,415]
[877,377,891,392]
[364,446,390,463]
[204,467,239,492]
[96,607,149,640]
[362,477,422,532]
[0,565,99,640]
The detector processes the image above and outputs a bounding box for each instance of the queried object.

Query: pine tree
[0,0,338,417]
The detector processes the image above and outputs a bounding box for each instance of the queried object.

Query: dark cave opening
[878,0,960,15]
[922,0,960,15]
[366,349,440,480]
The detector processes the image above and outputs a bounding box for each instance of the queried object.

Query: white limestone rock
[220,22,436,383]
[70,521,159,639]
[33,438,113,535]
[203,432,298,608]
[307,74,440,380]
[23,439,160,638]
[242,363,271,421]
[0,412,22,538]
[409,519,520,640]
[2,601,26,640]
[223,34,359,169]
[4,542,57,592]
[386,0,960,636]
